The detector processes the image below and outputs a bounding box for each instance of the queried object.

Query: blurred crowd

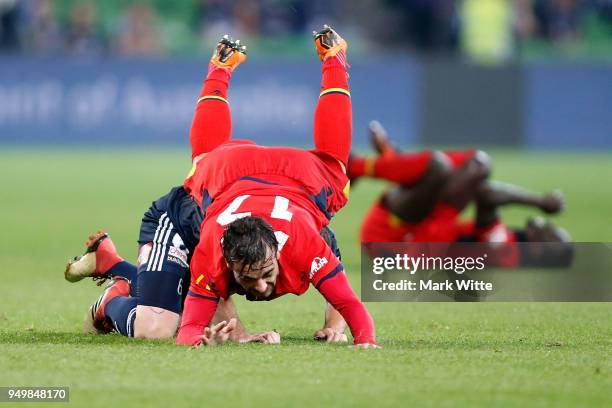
[0,0,611,60]
[381,0,612,61]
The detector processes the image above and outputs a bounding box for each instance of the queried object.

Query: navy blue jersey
[137,186,203,312]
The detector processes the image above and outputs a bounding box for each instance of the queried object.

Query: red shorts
[361,201,520,267]
[184,140,350,219]
[360,201,472,243]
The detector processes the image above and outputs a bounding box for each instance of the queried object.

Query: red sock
[313,52,352,166]
[190,65,233,159]
[348,156,368,178]
[349,151,433,186]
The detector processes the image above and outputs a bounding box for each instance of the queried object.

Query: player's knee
[133,308,179,340]
[427,150,453,184]
[458,150,492,187]
[134,319,176,340]
[471,150,492,181]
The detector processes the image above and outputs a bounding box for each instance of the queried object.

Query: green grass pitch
[0,148,611,407]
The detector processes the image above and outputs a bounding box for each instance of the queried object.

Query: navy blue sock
[105,296,138,337]
[108,261,138,287]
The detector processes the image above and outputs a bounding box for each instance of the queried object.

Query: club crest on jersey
[310,257,328,278]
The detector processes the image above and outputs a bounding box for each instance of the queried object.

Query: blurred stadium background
[1,0,611,148]
[1,2,611,406]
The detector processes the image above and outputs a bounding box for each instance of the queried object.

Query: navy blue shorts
[136,186,203,314]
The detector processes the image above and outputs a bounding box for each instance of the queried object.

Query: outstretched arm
[190,36,247,164]
[477,181,564,213]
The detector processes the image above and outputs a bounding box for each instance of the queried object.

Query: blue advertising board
[0,57,419,149]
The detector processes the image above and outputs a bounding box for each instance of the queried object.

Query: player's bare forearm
[211,296,249,342]
[323,303,347,333]
[478,181,564,213]
[314,303,348,343]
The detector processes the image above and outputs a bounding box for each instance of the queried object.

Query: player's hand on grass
[540,190,565,214]
[350,343,381,350]
[199,318,237,347]
[314,328,348,343]
[240,330,281,345]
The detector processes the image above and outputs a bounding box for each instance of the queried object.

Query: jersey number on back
[216,195,292,251]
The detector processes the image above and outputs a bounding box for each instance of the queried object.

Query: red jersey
[178,179,375,347]
[184,140,350,220]
[189,180,343,300]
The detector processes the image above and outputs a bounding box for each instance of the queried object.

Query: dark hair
[222,216,278,270]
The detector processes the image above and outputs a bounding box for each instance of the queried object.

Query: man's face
[229,246,280,301]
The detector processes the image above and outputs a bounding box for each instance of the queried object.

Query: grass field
[1,149,611,407]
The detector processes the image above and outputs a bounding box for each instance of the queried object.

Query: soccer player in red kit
[351,121,571,268]
[177,26,377,348]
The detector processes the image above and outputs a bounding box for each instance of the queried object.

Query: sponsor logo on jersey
[309,257,328,279]
[168,246,189,267]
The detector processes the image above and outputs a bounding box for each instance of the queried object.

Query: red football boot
[65,231,123,285]
[83,277,130,334]
[209,35,247,71]
[313,24,348,62]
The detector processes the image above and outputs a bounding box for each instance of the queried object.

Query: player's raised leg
[349,121,453,223]
[190,35,247,163]
[313,25,352,169]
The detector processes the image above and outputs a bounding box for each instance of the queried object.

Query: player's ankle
[206,64,233,83]
[323,50,349,70]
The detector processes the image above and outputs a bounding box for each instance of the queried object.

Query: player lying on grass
[173,25,382,348]
[351,121,572,267]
